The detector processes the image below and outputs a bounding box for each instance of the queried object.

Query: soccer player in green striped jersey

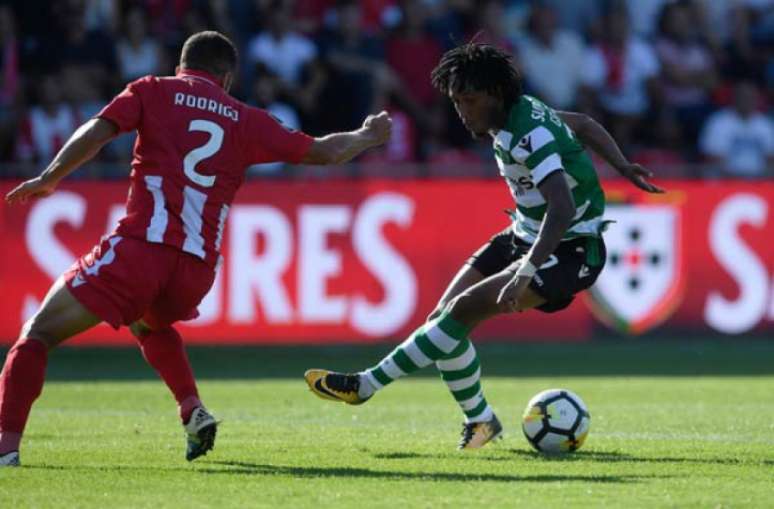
[305,43,664,449]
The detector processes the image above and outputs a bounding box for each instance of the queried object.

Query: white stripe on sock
[357,373,377,398]
[445,367,482,392]
[459,391,484,411]
[436,342,476,371]
[379,358,406,380]
[403,340,432,368]
[425,323,460,354]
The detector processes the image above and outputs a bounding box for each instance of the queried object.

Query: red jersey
[97,69,313,268]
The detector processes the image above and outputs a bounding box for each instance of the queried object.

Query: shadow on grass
[203,460,649,483]
[371,451,437,460]
[370,448,770,467]
[25,460,654,483]
[504,449,770,467]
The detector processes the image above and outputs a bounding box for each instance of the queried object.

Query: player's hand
[5,176,59,205]
[362,111,392,146]
[496,275,532,313]
[616,163,665,194]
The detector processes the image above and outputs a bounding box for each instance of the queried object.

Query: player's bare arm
[497,171,575,311]
[302,111,392,165]
[5,118,118,205]
[558,111,665,194]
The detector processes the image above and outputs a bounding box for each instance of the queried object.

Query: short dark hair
[180,31,238,77]
[431,43,522,108]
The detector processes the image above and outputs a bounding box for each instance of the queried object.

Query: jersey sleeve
[95,76,149,133]
[242,106,314,165]
[509,125,563,185]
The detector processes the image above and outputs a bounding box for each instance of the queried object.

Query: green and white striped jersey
[492,95,606,243]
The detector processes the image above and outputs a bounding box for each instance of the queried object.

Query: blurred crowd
[0,0,772,179]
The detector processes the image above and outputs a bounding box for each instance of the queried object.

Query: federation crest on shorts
[587,204,684,334]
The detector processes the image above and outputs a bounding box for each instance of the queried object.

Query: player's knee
[129,321,153,339]
[132,323,182,349]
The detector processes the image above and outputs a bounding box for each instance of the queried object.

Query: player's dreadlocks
[431,43,522,109]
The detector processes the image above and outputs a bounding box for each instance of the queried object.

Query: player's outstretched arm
[5,118,118,205]
[301,111,392,165]
[558,111,665,194]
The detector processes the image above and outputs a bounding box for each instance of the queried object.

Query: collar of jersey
[492,98,527,151]
[177,69,223,89]
[492,96,524,152]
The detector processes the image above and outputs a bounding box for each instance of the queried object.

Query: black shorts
[467,227,607,313]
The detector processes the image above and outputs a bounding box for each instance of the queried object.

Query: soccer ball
[522,388,590,454]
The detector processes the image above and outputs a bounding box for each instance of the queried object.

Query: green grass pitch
[1,340,773,508]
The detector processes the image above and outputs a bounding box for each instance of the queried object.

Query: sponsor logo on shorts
[578,265,590,279]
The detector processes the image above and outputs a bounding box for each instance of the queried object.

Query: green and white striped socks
[359,312,493,423]
[436,338,493,422]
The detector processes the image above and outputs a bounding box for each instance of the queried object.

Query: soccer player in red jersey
[0,31,392,467]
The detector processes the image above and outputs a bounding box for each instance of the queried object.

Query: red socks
[0,338,48,454]
[136,327,201,423]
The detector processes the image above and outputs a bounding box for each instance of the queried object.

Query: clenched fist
[362,111,393,146]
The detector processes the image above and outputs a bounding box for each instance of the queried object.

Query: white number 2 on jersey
[184,119,223,188]
[143,119,228,259]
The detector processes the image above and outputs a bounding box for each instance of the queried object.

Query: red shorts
[63,235,216,330]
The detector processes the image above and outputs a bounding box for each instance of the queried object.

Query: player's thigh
[447,268,547,326]
[431,227,517,321]
[22,277,102,348]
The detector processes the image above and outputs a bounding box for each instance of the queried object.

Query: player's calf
[0,284,98,463]
[0,339,48,458]
[426,307,443,322]
[132,324,204,423]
